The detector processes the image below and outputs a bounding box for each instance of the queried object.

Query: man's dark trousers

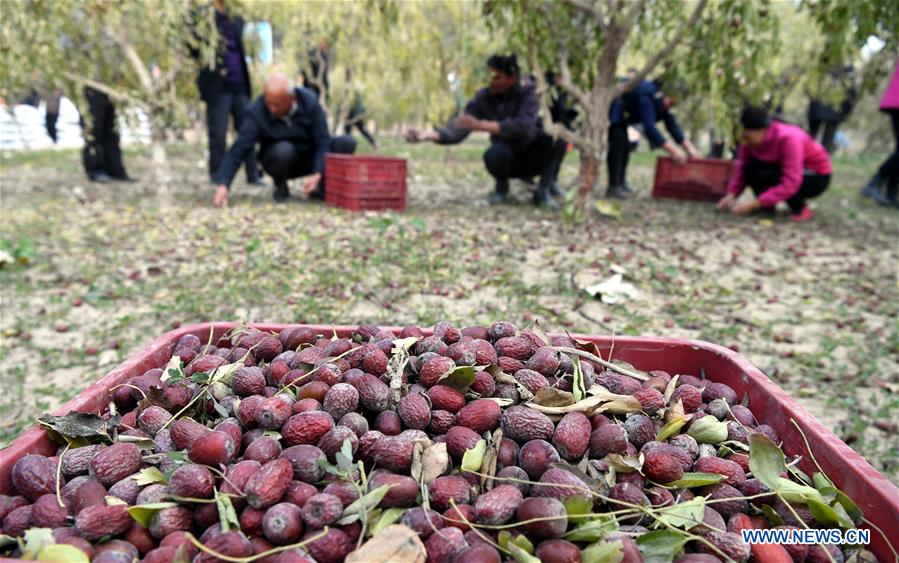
[207,86,260,183]
[483,135,558,197]
[261,135,356,199]
[82,87,128,180]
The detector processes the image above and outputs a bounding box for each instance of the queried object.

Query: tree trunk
[149,124,170,202]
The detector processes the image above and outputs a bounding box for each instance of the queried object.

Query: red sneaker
[790,206,815,222]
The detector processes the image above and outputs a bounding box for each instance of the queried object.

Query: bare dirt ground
[1,137,896,481]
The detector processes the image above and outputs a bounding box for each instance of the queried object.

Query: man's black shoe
[549,182,565,198]
[91,173,113,183]
[621,183,637,194]
[115,176,137,183]
[606,185,630,200]
[273,182,289,202]
[248,177,265,187]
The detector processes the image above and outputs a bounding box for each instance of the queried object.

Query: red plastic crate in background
[0,325,897,560]
[652,156,735,201]
[325,153,407,211]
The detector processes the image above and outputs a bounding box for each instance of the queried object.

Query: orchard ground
[1,137,896,482]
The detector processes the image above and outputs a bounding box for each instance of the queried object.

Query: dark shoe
[489,191,509,205]
[863,184,893,206]
[533,190,560,210]
[90,173,113,183]
[116,175,137,183]
[273,182,289,202]
[308,189,325,200]
[860,174,884,200]
[622,183,637,194]
[549,182,565,198]
[605,185,630,200]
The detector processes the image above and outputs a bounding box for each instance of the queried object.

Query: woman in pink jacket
[718,106,831,222]
[861,59,899,208]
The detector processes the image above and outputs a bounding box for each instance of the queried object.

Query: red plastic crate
[325,154,407,199]
[325,188,406,212]
[652,156,735,201]
[1,324,897,560]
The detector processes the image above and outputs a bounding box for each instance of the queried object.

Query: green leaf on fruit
[336,438,355,472]
[508,543,540,563]
[37,545,90,562]
[656,418,686,442]
[635,530,690,563]
[461,439,487,473]
[653,497,705,530]
[817,486,861,523]
[369,507,405,536]
[439,365,476,391]
[127,502,178,528]
[759,504,784,526]
[812,472,834,491]
[563,494,594,524]
[133,467,167,486]
[565,516,619,542]
[604,453,643,473]
[161,355,184,382]
[0,534,16,548]
[806,497,854,529]
[665,472,725,488]
[215,489,240,533]
[116,434,156,450]
[338,484,393,525]
[582,539,623,563]
[498,530,535,554]
[748,433,785,492]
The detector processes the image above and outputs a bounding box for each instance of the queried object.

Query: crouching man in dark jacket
[404,54,560,209]
[213,73,356,207]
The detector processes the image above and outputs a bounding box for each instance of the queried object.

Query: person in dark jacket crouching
[404,54,561,209]
[718,106,831,222]
[212,73,356,207]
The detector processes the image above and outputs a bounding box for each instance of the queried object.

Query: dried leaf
[526,395,605,415]
[345,524,426,563]
[656,419,686,442]
[480,429,503,491]
[572,357,586,402]
[604,453,644,473]
[387,337,420,403]
[483,397,515,407]
[665,400,686,424]
[438,365,477,391]
[663,375,680,403]
[133,467,167,486]
[37,412,117,444]
[36,545,90,562]
[532,387,576,407]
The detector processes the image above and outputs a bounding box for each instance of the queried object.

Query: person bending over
[718,106,831,222]
[607,79,700,199]
[404,54,561,209]
[212,73,356,207]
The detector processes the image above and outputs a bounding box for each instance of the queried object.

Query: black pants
[483,135,559,195]
[876,110,899,197]
[809,119,839,154]
[207,87,259,182]
[81,87,128,180]
[607,123,630,187]
[260,136,356,197]
[743,158,830,214]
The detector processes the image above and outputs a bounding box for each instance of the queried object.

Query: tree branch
[623,0,647,27]
[108,25,155,94]
[535,2,592,111]
[613,0,708,98]
[529,50,594,154]
[62,72,145,108]
[560,0,604,27]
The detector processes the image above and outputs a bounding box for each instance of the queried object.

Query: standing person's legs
[82,89,109,181]
[821,121,838,154]
[483,142,516,203]
[101,99,129,180]
[230,91,260,183]
[521,135,560,207]
[206,92,232,182]
[808,117,821,140]
[864,110,899,204]
[606,123,629,198]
